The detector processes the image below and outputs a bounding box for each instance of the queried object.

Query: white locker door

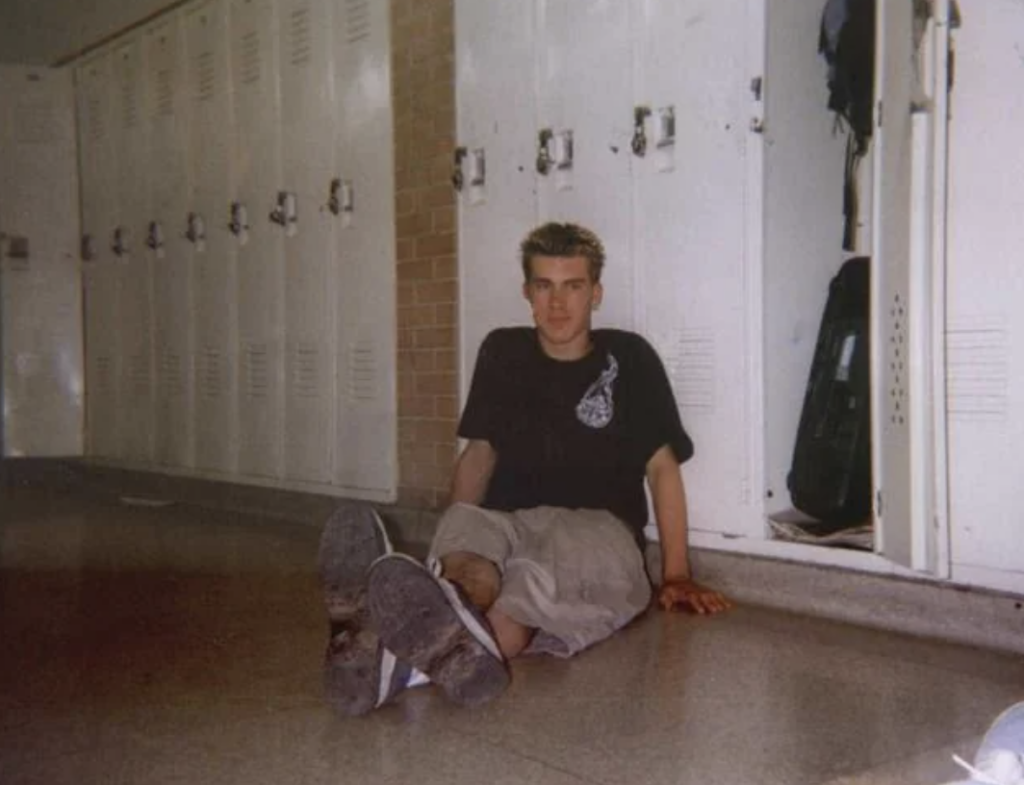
[872,0,924,569]
[455,0,538,394]
[635,0,754,537]
[0,67,83,457]
[147,18,195,469]
[76,54,122,460]
[112,37,155,464]
[333,0,397,499]
[230,0,284,479]
[536,0,634,330]
[186,0,238,476]
[279,0,336,484]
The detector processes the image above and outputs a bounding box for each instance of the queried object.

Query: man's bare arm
[646,444,732,615]
[449,439,498,506]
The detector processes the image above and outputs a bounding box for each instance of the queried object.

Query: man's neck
[537,331,593,361]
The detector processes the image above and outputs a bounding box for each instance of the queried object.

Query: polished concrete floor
[1,487,1022,785]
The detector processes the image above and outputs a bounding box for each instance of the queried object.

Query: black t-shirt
[458,327,694,539]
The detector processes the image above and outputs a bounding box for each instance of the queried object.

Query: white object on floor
[949,702,1024,785]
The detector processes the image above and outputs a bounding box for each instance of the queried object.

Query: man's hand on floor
[657,578,732,615]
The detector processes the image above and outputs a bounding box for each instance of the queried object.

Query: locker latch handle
[536,129,554,175]
[228,201,249,236]
[632,106,651,157]
[328,178,354,216]
[112,226,129,257]
[185,212,206,245]
[146,220,164,252]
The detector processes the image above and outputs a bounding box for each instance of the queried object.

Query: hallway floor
[1,487,1021,785]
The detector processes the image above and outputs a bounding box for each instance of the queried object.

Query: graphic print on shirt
[575,353,619,429]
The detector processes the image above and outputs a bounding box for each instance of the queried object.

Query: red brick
[416,279,456,305]
[433,256,456,279]
[436,395,459,419]
[434,302,456,326]
[433,205,455,234]
[397,259,434,282]
[415,232,455,259]
[398,282,415,308]
[414,326,455,350]
[416,372,456,396]
[399,394,434,419]
[419,184,454,211]
[435,349,456,372]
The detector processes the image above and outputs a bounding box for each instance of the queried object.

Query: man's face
[523,255,603,357]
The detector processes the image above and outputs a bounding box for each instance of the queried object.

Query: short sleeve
[632,336,694,466]
[457,330,504,443]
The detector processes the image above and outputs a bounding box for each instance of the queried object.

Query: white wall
[0,0,179,64]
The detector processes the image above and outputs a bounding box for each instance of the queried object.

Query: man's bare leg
[441,551,534,658]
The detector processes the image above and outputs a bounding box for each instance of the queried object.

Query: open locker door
[871,0,944,572]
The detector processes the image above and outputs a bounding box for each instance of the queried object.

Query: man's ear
[592,281,604,310]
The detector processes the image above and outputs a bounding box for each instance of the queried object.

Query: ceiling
[0,0,175,65]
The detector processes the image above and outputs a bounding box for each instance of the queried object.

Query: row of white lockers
[454,0,1011,587]
[74,0,397,499]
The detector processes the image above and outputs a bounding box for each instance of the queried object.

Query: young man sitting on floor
[319,221,731,716]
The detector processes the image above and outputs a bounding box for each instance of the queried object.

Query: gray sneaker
[366,553,510,708]
[318,504,410,716]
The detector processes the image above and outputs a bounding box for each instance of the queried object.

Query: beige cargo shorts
[428,503,652,658]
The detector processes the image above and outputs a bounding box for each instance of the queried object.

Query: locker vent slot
[947,320,1008,421]
[155,68,174,117]
[160,352,184,394]
[243,342,270,399]
[96,357,116,393]
[121,78,139,129]
[289,7,312,67]
[87,96,105,141]
[345,0,371,44]
[196,50,216,101]
[128,354,151,395]
[240,31,262,85]
[887,292,908,427]
[660,330,716,411]
[201,348,224,399]
[291,343,320,398]
[347,341,377,402]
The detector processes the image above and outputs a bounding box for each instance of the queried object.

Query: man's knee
[441,551,501,611]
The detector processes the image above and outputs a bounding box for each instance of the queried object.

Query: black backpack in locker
[787,257,872,524]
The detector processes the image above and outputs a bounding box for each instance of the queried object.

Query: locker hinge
[876,100,883,128]
[875,490,884,518]
[228,201,249,237]
[328,178,354,216]
[452,147,467,191]
[80,233,96,262]
[112,226,129,257]
[632,106,651,157]
[536,129,554,175]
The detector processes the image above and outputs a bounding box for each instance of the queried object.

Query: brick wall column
[390,0,459,509]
